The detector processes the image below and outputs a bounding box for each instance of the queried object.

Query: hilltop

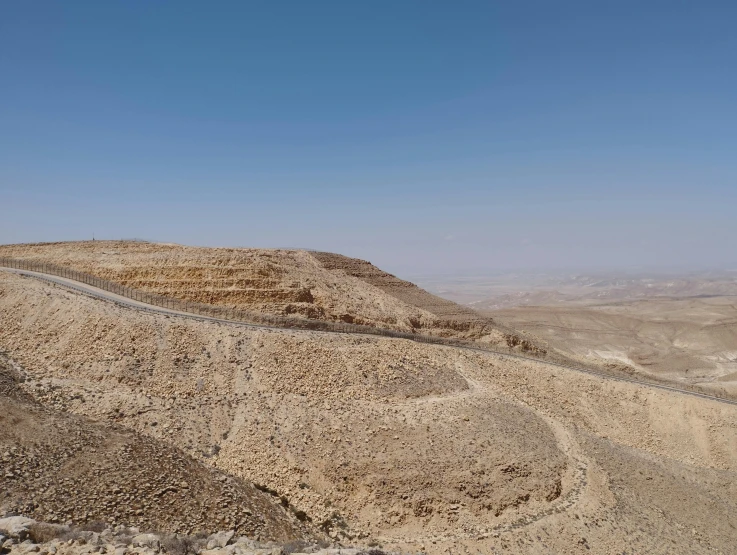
[0,241,490,338]
[0,241,551,358]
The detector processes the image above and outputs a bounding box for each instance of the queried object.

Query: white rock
[0,516,36,540]
[312,550,361,555]
[206,530,235,549]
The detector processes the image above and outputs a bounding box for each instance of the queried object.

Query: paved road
[0,267,253,327]
[3,266,737,408]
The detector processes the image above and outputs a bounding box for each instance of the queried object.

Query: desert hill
[0,241,504,342]
[2,266,737,553]
[309,252,489,331]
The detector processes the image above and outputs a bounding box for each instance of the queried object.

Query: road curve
[3,266,737,408]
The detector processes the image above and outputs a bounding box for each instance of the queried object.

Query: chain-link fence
[0,256,465,343]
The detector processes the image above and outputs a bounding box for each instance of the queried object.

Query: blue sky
[1,1,735,274]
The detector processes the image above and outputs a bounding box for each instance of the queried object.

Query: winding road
[2,265,736,408]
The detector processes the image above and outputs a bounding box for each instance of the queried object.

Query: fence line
[0,257,732,404]
[0,257,467,343]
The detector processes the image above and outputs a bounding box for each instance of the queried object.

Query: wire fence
[1,256,733,403]
[0,256,470,344]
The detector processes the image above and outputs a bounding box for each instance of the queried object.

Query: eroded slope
[0,241,516,343]
[0,271,567,543]
[3,270,737,553]
[0,358,314,542]
[310,251,491,335]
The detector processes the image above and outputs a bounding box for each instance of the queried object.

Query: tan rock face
[310,251,491,336]
[0,241,503,341]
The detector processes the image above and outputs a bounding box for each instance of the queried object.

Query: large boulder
[132,533,161,550]
[0,516,36,541]
[206,530,235,549]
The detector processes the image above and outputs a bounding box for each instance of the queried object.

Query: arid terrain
[0,357,314,544]
[417,271,737,398]
[0,242,496,341]
[416,270,737,309]
[490,297,737,396]
[2,243,737,554]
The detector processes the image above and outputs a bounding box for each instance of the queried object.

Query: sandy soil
[2,270,736,554]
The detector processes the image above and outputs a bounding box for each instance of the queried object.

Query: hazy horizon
[3,1,736,276]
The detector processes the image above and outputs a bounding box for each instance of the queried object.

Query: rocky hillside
[0,241,516,343]
[309,252,490,334]
[0,357,316,543]
[3,270,737,554]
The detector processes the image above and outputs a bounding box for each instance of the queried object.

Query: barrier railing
[0,256,732,403]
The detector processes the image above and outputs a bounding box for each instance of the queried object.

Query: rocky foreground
[0,516,391,555]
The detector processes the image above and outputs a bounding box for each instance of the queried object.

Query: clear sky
[2,1,735,275]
